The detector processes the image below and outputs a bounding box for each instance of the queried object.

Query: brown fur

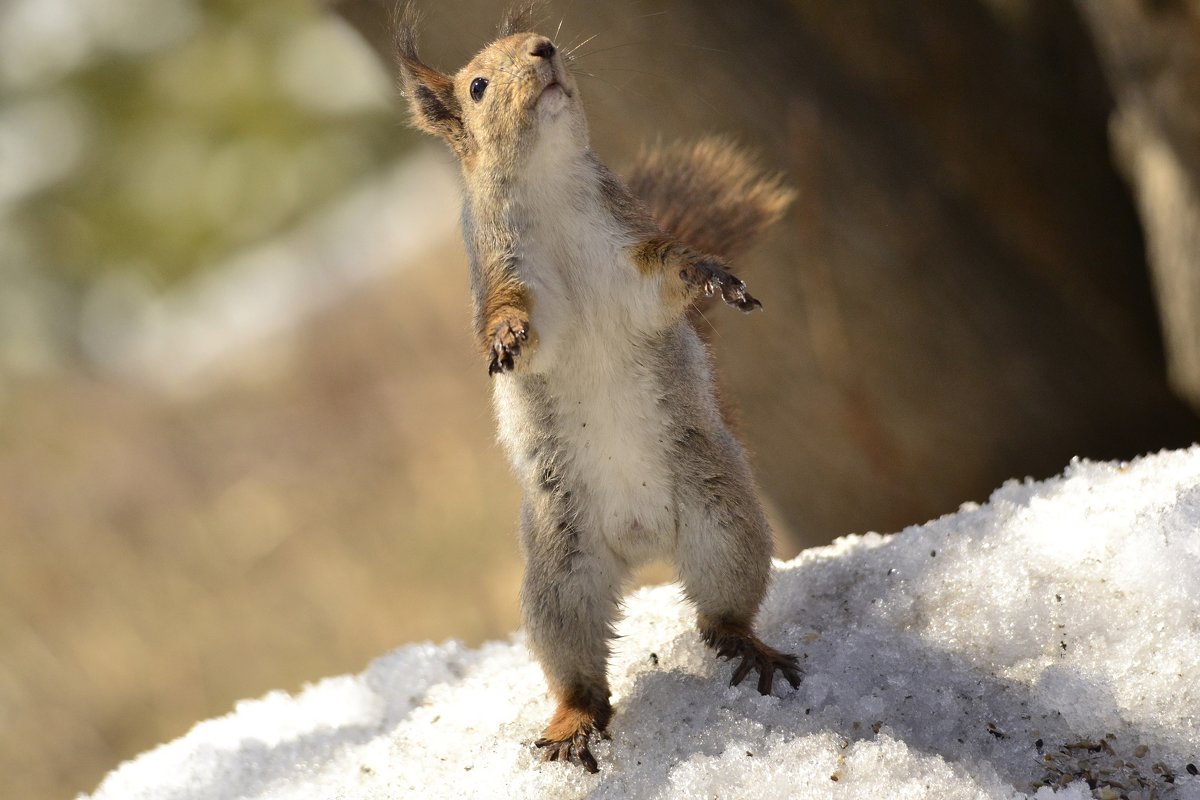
[629,237,763,313]
[533,657,613,774]
[626,137,795,261]
[391,4,470,157]
[629,235,675,277]
[622,139,787,327]
[606,163,764,313]
[498,2,542,38]
[479,277,532,373]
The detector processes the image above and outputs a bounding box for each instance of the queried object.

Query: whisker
[566,32,600,58]
[487,65,524,84]
[584,66,669,81]
[569,40,647,61]
[560,29,589,56]
[694,305,723,342]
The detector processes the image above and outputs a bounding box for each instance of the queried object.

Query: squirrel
[393,4,799,774]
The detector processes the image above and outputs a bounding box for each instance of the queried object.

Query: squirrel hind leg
[670,443,799,694]
[520,500,624,773]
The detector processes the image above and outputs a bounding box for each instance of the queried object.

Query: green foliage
[7,0,410,290]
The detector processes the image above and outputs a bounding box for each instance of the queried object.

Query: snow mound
[83,450,1200,799]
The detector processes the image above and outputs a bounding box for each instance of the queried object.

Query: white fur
[493,130,678,565]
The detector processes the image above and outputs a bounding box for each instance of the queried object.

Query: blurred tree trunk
[1076,0,1200,414]
[324,0,1199,547]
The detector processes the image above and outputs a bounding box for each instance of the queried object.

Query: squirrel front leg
[471,251,533,376]
[467,211,535,375]
[630,236,762,315]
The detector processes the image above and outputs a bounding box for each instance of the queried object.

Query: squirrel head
[394,4,586,175]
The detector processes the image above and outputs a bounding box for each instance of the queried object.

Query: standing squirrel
[394,4,799,774]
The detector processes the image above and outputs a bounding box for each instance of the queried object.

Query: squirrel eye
[469,77,488,102]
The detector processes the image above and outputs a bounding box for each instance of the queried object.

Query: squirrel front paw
[680,259,762,312]
[487,318,529,375]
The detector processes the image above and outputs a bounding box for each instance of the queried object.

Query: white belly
[555,334,676,559]
[494,364,676,564]
[493,241,678,559]
[492,151,681,561]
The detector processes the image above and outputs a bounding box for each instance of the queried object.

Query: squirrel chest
[492,167,680,560]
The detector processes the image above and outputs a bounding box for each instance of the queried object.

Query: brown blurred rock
[328,0,1198,546]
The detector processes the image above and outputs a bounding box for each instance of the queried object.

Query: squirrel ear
[498,1,542,37]
[392,3,466,150]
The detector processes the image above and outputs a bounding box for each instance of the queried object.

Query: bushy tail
[625,137,795,260]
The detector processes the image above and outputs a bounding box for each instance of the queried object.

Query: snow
[82,449,1200,799]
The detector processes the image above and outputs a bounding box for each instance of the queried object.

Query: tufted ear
[392,3,466,152]
[498,1,542,37]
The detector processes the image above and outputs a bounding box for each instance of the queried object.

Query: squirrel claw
[488,319,529,376]
[535,730,600,774]
[681,261,763,313]
[715,636,802,695]
[724,283,762,312]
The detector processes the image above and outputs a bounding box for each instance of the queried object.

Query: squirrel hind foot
[535,729,601,773]
[701,620,802,696]
[534,690,612,774]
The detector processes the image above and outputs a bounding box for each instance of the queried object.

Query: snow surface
[84,449,1200,799]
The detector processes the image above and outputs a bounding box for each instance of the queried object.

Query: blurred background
[2,1,1199,797]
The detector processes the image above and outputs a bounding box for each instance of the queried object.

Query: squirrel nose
[530,40,556,59]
